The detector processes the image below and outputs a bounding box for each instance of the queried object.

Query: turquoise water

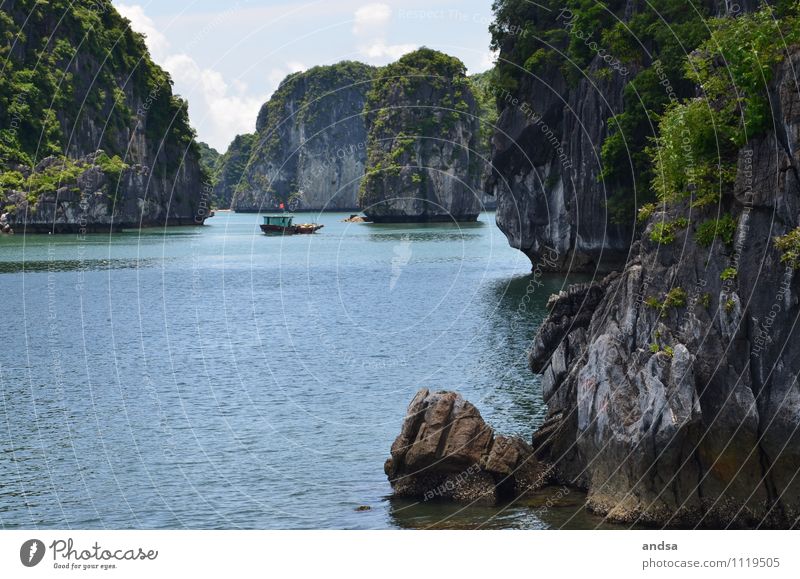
[0,211,607,529]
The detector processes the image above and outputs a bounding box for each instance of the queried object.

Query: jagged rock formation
[2,151,208,232]
[231,62,375,212]
[528,44,800,528]
[212,133,255,209]
[385,389,547,503]
[360,48,484,223]
[0,0,209,232]
[485,0,751,271]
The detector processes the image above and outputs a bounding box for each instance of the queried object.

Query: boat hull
[260,223,324,235]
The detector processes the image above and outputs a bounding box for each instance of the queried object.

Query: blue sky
[112,1,495,151]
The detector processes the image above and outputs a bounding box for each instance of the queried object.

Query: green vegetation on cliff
[489,0,800,223]
[469,69,499,163]
[0,0,201,210]
[360,48,474,207]
[775,227,800,268]
[489,0,714,222]
[651,5,800,206]
[213,133,256,208]
[196,142,221,182]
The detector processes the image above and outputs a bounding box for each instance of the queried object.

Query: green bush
[649,218,688,245]
[664,287,688,308]
[636,203,658,223]
[720,267,737,281]
[645,296,661,309]
[0,170,25,190]
[696,214,737,247]
[774,228,800,268]
[649,6,800,207]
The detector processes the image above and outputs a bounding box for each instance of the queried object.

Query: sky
[111,0,496,152]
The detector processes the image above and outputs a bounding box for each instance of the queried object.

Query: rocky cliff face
[231,62,374,212]
[360,48,484,223]
[3,150,208,232]
[485,0,753,271]
[528,45,800,527]
[486,60,631,271]
[0,0,209,231]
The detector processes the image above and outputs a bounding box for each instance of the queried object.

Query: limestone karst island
[1,0,800,538]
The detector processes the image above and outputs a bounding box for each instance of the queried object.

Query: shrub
[696,214,737,247]
[645,296,662,309]
[649,6,800,206]
[720,267,737,281]
[775,227,800,269]
[637,203,657,223]
[649,218,688,244]
[664,287,688,308]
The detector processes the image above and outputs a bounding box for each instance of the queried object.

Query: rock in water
[385,389,547,503]
[360,49,483,223]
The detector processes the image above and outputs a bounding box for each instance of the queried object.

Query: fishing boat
[260,214,324,235]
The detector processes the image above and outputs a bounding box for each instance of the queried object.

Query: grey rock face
[360,49,484,223]
[232,62,375,212]
[5,150,208,233]
[486,51,632,272]
[385,389,548,503]
[529,49,800,527]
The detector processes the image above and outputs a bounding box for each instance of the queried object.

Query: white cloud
[118,4,266,150]
[163,53,265,150]
[267,61,307,89]
[360,41,416,60]
[352,3,416,62]
[353,3,392,36]
[116,3,169,59]
[286,61,307,74]
[475,50,498,73]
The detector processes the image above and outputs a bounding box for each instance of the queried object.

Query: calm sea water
[0,211,612,529]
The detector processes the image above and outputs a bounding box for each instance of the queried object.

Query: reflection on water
[0,258,164,273]
[367,232,483,244]
[389,487,632,530]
